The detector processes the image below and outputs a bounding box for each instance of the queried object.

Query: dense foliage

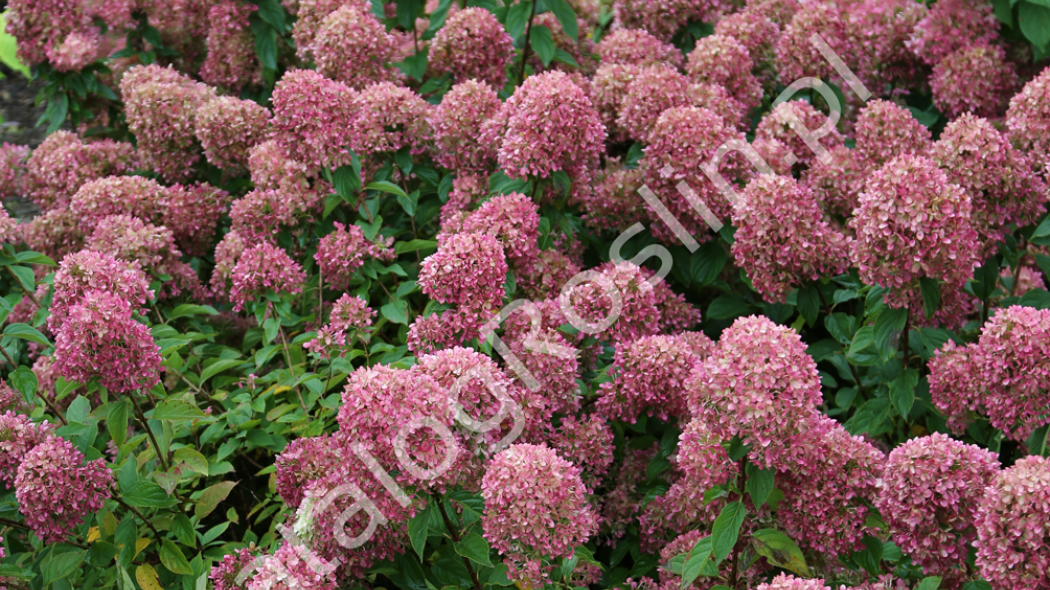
[0,0,1049,589]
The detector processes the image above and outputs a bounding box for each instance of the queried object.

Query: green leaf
[960,581,992,590]
[408,506,430,560]
[454,532,492,567]
[43,549,86,585]
[253,22,278,70]
[366,180,410,199]
[1026,423,1050,457]
[108,401,129,446]
[199,358,244,384]
[1020,2,1050,50]
[14,251,56,266]
[8,365,37,406]
[846,397,891,435]
[680,536,714,589]
[66,395,89,423]
[916,577,942,590]
[853,536,884,577]
[123,481,177,508]
[918,277,941,319]
[873,307,907,354]
[334,164,361,199]
[43,92,69,133]
[424,0,453,38]
[153,400,206,420]
[159,539,194,575]
[796,283,820,327]
[710,501,746,564]
[255,0,287,33]
[395,239,437,254]
[504,1,532,39]
[168,304,218,320]
[174,447,209,475]
[4,322,49,345]
[690,241,727,286]
[744,464,774,508]
[382,300,409,325]
[750,529,811,577]
[889,369,919,419]
[707,294,754,320]
[548,0,578,41]
[196,481,238,518]
[530,25,556,66]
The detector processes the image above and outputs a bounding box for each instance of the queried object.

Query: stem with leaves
[517,1,538,87]
[433,496,484,590]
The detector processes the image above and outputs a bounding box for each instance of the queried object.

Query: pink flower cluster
[429,8,514,87]
[229,242,307,311]
[315,222,395,291]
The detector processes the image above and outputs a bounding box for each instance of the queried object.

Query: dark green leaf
[8,264,35,292]
[454,532,492,567]
[43,549,86,585]
[123,481,177,508]
[548,0,578,41]
[889,369,918,419]
[408,506,429,560]
[919,277,941,319]
[710,501,746,564]
[4,322,49,346]
[14,251,56,266]
[853,536,884,577]
[707,294,753,320]
[159,540,193,575]
[8,365,38,406]
[846,397,891,435]
[744,464,774,508]
[153,400,207,420]
[256,0,287,32]
[690,241,727,286]
[334,164,361,200]
[505,1,532,39]
[917,577,942,590]
[108,401,128,446]
[750,529,810,577]
[1020,2,1050,50]
[366,180,410,199]
[873,307,907,354]
[797,283,820,326]
[168,304,219,320]
[530,25,556,66]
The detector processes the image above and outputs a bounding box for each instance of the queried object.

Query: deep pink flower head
[481,444,598,574]
[927,340,984,435]
[15,435,112,542]
[210,230,247,297]
[47,29,100,71]
[775,3,851,81]
[1006,65,1050,176]
[429,80,502,172]
[516,249,581,301]
[578,164,645,232]
[875,433,999,582]
[755,100,843,168]
[595,28,682,68]
[23,131,136,211]
[732,175,849,303]
[244,543,338,590]
[430,7,514,87]
[0,413,53,487]
[457,192,541,269]
[777,416,884,556]
[484,71,605,180]
[933,113,1045,256]
[271,69,356,172]
[161,182,231,257]
[120,64,217,181]
[313,6,401,89]
[50,249,153,330]
[52,290,162,393]
[642,106,750,244]
[686,316,822,469]
[685,34,761,110]
[348,82,431,156]
[229,242,306,311]
[419,232,508,311]
[714,8,780,75]
[844,0,927,90]
[617,65,736,142]
[439,172,489,231]
[907,0,998,66]
[975,455,1050,589]
[848,154,978,317]
[87,214,180,269]
[932,44,1017,120]
[596,332,713,423]
[199,0,261,92]
[274,433,348,509]
[560,261,661,344]
[315,222,395,290]
[613,0,728,42]
[549,414,614,487]
[211,547,254,590]
[802,144,869,218]
[69,175,167,226]
[0,143,30,200]
[5,0,93,66]
[757,575,835,590]
[230,187,317,242]
[194,97,271,172]
[247,140,316,196]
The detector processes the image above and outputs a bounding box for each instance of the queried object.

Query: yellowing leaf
[135,538,151,559]
[87,526,100,543]
[196,480,238,519]
[135,563,164,590]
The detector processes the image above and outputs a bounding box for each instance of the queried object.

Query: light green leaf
[153,400,206,420]
[199,358,244,384]
[454,532,492,567]
[366,180,409,199]
[710,501,746,564]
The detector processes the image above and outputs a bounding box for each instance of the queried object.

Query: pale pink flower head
[854,99,931,168]
[928,340,984,435]
[578,164,646,232]
[757,575,834,590]
[419,232,508,311]
[732,174,849,303]
[47,29,100,71]
[229,187,317,243]
[0,209,18,245]
[642,106,750,244]
[775,3,850,82]
[68,175,167,226]
[194,97,271,173]
[932,43,1017,119]
[86,214,180,269]
[560,261,661,344]
[458,192,541,269]
[596,332,712,423]
[313,6,401,89]
[290,0,371,60]
[315,222,395,291]
[244,543,338,590]
[23,131,136,211]
[686,315,823,469]
[481,443,598,577]
[485,71,605,180]
[120,64,217,181]
[847,0,927,89]
[802,144,869,218]
[714,8,780,74]
[0,143,30,200]
[50,249,153,330]
[229,242,306,311]
[906,0,998,65]
[0,412,54,487]
[548,414,614,487]
[975,455,1050,589]
[211,230,248,298]
[429,80,501,172]
[429,7,514,87]
[199,0,261,92]
[848,154,978,317]
[595,28,682,68]
[933,113,1045,256]
[617,65,700,142]
[1006,65,1050,177]
[348,82,431,157]
[270,69,356,172]
[52,290,162,393]
[589,63,641,138]
[875,433,999,582]
[5,0,92,65]
[755,99,844,168]
[439,172,489,231]
[685,34,761,111]
[161,182,232,257]
[21,207,84,261]
[15,435,111,542]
